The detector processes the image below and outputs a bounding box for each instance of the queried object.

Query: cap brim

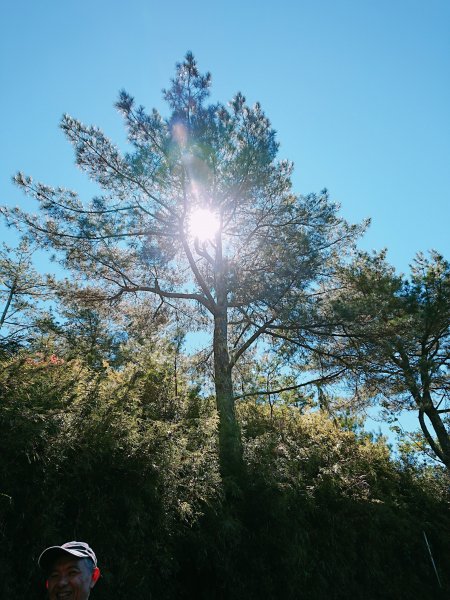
[38,546,90,572]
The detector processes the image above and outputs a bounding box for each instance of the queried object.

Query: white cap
[38,541,97,572]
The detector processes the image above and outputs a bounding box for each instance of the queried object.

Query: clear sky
[1,0,449,445]
[1,0,449,274]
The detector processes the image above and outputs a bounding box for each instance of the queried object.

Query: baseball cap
[38,541,97,572]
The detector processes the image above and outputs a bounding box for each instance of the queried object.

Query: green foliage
[196,405,450,600]
[1,349,449,598]
[0,348,220,599]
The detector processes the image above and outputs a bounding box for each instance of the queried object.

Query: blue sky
[1,1,449,443]
[2,0,449,275]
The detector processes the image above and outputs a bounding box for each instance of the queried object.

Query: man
[38,541,100,599]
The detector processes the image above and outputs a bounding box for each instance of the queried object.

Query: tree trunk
[213,303,244,485]
[423,400,450,470]
[0,279,17,330]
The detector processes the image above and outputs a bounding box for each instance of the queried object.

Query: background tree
[3,53,363,483]
[0,240,49,355]
[39,296,132,370]
[323,250,450,470]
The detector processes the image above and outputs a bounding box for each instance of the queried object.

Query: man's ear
[91,567,101,588]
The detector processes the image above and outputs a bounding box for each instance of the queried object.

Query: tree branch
[109,282,210,308]
[230,317,276,367]
[234,369,346,400]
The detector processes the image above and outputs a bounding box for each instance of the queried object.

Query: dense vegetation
[1,54,449,598]
[0,339,449,599]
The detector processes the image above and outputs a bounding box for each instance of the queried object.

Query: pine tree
[3,53,362,484]
[324,250,450,470]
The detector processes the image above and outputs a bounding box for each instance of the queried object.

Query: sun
[189,208,220,243]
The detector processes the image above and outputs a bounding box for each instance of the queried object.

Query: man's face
[47,555,96,600]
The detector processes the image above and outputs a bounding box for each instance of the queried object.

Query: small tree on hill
[0,240,49,355]
[325,250,450,471]
[3,53,363,484]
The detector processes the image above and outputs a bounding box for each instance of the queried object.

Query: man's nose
[56,573,69,587]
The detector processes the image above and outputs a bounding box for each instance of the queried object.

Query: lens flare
[189,208,220,242]
[172,122,187,146]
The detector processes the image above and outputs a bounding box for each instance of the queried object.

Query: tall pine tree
[4,53,362,484]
